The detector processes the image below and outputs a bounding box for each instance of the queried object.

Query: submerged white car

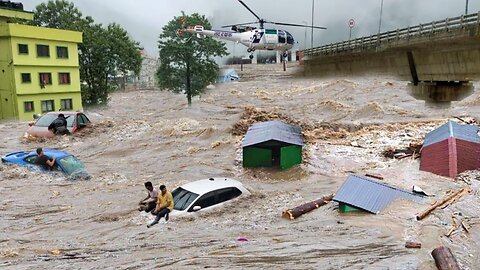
[171,177,250,215]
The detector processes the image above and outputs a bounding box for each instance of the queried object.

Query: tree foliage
[33,0,142,105]
[157,13,228,105]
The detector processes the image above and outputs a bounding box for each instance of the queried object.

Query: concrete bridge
[303,12,480,105]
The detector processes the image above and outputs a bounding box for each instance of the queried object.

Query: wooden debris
[382,143,422,160]
[49,249,62,255]
[282,194,334,220]
[461,220,470,233]
[416,188,471,221]
[405,241,422,248]
[365,173,384,180]
[431,246,461,270]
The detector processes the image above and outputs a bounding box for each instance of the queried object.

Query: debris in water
[236,236,249,242]
[282,194,334,220]
[49,249,62,255]
[405,241,422,248]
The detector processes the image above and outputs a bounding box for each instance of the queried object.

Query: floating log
[405,241,422,248]
[416,188,470,221]
[365,173,384,180]
[431,246,461,270]
[282,194,334,220]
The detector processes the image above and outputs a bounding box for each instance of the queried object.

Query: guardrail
[304,12,480,57]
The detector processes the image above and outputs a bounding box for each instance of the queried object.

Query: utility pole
[311,0,314,48]
[465,0,469,14]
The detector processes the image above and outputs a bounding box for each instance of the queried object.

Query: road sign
[349,19,355,28]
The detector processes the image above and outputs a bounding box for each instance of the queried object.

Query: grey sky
[23,0,479,57]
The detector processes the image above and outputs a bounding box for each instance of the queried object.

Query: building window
[56,46,69,58]
[41,100,54,112]
[18,44,28,54]
[39,73,52,86]
[58,73,70,84]
[24,101,34,112]
[61,99,73,110]
[21,73,31,83]
[36,44,50,57]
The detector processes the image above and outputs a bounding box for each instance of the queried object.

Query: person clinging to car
[138,181,158,213]
[147,184,174,228]
[34,147,56,170]
[48,113,70,135]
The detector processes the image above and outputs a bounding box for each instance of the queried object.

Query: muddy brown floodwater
[1,63,480,269]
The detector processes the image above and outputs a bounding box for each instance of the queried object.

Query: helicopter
[182,0,326,59]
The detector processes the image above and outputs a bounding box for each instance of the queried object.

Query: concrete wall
[305,26,480,82]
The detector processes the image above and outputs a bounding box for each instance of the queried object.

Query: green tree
[33,0,142,105]
[157,13,228,106]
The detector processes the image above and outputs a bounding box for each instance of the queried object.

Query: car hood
[26,126,73,138]
[68,170,91,180]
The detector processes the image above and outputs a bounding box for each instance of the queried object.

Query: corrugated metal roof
[333,175,423,214]
[423,121,480,147]
[241,121,304,147]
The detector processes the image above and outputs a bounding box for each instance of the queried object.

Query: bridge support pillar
[251,52,258,64]
[408,81,474,107]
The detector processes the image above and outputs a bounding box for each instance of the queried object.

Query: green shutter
[280,145,302,170]
[243,147,272,167]
[339,203,361,213]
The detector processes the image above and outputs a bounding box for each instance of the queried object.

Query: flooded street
[1,63,480,269]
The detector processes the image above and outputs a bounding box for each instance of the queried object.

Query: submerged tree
[33,0,142,105]
[157,13,228,106]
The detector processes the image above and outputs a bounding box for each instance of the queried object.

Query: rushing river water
[1,64,479,269]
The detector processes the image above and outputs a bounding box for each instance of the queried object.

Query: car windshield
[58,155,85,174]
[172,187,199,211]
[35,114,75,127]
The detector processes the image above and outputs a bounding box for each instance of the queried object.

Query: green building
[0,4,83,121]
[242,121,304,171]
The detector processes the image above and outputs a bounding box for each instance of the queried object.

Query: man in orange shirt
[147,184,174,228]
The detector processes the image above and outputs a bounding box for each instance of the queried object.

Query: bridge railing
[304,12,480,57]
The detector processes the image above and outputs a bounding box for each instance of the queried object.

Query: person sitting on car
[34,147,56,170]
[48,113,70,135]
[138,181,158,213]
[147,184,174,228]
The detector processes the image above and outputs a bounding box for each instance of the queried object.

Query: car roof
[180,177,247,195]
[28,149,71,159]
[45,111,80,114]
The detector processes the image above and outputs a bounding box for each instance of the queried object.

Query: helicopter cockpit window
[285,31,294,44]
[265,29,277,35]
[278,30,286,43]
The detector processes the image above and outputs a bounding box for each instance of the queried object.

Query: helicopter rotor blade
[268,21,327,29]
[221,22,258,28]
[237,0,261,21]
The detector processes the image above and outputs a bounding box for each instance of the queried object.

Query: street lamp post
[311,0,315,48]
[465,0,469,14]
[378,0,384,34]
[302,21,308,50]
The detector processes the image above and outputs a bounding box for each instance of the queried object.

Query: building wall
[420,140,451,177]
[0,32,16,119]
[0,20,83,121]
[16,92,82,120]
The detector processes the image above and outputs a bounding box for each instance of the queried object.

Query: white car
[171,177,250,216]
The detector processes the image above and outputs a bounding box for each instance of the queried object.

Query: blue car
[1,149,88,177]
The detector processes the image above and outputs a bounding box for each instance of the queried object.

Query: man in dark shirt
[34,148,56,170]
[48,114,70,135]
